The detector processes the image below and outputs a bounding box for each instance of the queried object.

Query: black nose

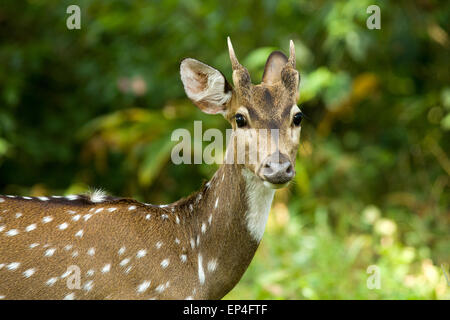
[260,152,294,184]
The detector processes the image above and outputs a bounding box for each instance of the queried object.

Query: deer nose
[260,152,294,185]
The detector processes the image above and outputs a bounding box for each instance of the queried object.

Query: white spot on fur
[0,198,4,203]
[38,197,49,201]
[42,216,53,223]
[242,169,275,242]
[161,214,168,220]
[118,247,126,255]
[155,241,163,249]
[128,205,136,211]
[190,238,195,249]
[87,248,95,256]
[66,195,78,201]
[86,269,94,276]
[72,214,81,222]
[107,208,117,212]
[46,277,58,286]
[175,216,180,224]
[23,196,32,200]
[95,208,104,214]
[75,229,83,238]
[58,222,69,230]
[83,214,92,221]
[137,281,151,293]
[201,223,207,234]
[180,254,187,263]
[29,243,39,248]
[160,259,169,268]
[207,259,218,272]
[215,197,219,208]
[7,262,20,270]
[45,248,56,257]
[120,258,130,266]
[155,281,170,293]
[102,264,111,273]
[25,224,36,232]
[67,210,77,215]
[23,268,35,278]
[124,266,132,274]
[197,254,205,285]
[145,214,151,220]
[6,229,19,236]
[136,249,147,258]
[15,212,22,218]
[61,270,71,278]
[83,280,94,292]
[64,245,73,251]
[63,293,75,300]
[208,215,212,225]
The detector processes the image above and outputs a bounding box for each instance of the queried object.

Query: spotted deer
[0,38,302,300]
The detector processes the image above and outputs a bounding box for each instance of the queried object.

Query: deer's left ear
[262,51,288,85]
[180,58,233,115]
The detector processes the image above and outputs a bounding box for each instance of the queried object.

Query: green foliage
[0,0,449,299]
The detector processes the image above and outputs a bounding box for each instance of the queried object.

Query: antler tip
[227,36,240,69]
[288,39,296,67]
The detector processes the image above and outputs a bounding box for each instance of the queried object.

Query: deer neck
[178,163,275,298]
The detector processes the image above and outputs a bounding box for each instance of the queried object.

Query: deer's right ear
[180,58,232,115]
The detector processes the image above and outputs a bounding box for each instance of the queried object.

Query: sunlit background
[0,0,449,299]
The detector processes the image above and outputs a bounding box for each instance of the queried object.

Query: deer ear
[180,58,232,115]
[262,51,288,85]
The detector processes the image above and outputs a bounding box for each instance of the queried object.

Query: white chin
[263,181,289,189]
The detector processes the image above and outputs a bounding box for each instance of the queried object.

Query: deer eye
[293,112,303,126]
[235,113,247,128]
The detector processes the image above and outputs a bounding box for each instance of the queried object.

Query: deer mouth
[262,180,290,189]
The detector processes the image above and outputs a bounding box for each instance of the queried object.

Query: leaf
[138,133,176,187]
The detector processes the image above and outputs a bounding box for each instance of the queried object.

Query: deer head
[180,37,302,189]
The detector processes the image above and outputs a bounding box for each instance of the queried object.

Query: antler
[227,36,242,70]
[287,40,296,68]
[227,37,251,92]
